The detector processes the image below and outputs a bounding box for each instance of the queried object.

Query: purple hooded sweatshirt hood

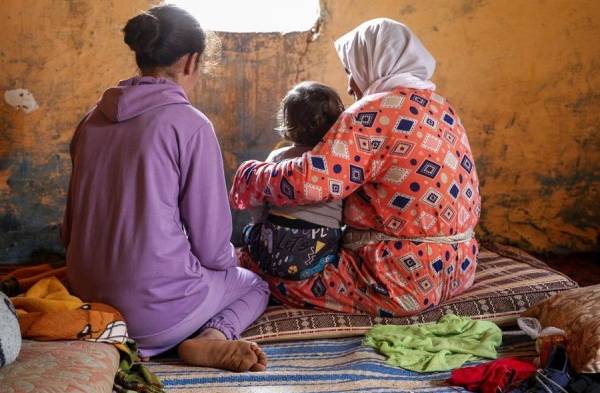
[97,77,190,122]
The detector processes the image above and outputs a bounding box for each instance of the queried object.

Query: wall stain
[482,122,495,134]
[456,0,486,18]
[400,4,416,15]
[1,153,69,262]
[504,113,517,128]
[566,92,600,113]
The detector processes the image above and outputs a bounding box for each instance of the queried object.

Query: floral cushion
[0,340,119,393]
[523,284,600,373]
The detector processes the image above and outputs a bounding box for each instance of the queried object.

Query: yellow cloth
[11,277,82,314]
[4,265,164,392]
[11,277,126,342]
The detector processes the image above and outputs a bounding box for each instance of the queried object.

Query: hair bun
[122,5,206,69]
[123,12,160,56]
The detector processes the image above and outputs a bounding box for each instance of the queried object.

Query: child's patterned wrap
[244,216,341,281]
[0,292,21,367]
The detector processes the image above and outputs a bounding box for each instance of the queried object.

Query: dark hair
[123,5,205,69]
[277,82,345,147]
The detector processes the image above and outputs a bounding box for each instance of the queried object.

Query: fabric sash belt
[342,228,474,251]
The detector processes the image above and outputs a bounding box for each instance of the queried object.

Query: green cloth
[363,314,502,372]
[113,340,165,393]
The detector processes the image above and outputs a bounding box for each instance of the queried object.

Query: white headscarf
[335,18,436,96]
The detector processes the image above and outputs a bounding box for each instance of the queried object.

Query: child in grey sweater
[244,81,345,281]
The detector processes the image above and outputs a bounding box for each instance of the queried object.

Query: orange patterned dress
[230,87,481,317]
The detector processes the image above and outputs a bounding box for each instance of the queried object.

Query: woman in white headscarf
[335,18,436,98]
[230,18,481,317]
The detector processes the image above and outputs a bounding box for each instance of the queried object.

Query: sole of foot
[178,339,267,372]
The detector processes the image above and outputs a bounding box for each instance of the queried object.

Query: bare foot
[178,338,268,372]
[249,343,267,371]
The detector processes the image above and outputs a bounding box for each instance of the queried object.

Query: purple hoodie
[63,76,237,340]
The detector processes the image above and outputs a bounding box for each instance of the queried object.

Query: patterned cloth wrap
[244,214,341,281]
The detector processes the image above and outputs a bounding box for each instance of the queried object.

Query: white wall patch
[4,89,39,113]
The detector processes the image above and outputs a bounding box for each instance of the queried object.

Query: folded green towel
[364,314,502,372]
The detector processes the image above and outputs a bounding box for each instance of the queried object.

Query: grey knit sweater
[0,292,21,367]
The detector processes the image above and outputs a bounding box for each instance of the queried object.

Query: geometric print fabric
[230,87,481,317]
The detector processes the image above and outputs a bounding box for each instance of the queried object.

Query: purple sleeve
[179,121,237,271]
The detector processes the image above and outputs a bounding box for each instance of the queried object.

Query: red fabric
[448,358,537,393]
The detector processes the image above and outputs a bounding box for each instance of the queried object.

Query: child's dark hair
[277,82,345,147]
[123,5,205,70]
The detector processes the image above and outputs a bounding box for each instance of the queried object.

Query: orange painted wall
[301,0,600,254]
[1,0,598,262]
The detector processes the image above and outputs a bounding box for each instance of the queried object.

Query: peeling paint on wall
[0,0,599,263]
[4,89,39,113]
[0,152,69,261]
[0,0,148,263]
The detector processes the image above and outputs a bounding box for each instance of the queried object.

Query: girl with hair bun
[63,5,269,371]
